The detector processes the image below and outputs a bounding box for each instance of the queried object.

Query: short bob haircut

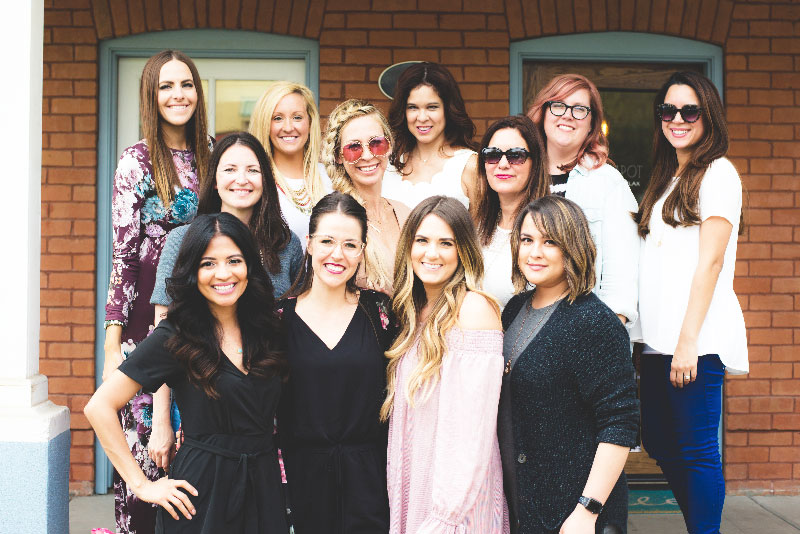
[527,74,610,172]
[166,212,287,398]
[473,115,550,247]
[388,62,477,174]
[286,191,368,297]
[510,196,597,301]
[196,131,291,273]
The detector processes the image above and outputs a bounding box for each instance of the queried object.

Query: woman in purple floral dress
[103,49,211,534]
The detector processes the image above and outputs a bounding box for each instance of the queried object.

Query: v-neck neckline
[292,299,360,352]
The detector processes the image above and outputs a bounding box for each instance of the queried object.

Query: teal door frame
[95,29,319,493]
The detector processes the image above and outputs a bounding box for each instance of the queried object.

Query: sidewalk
[71,493,800,533]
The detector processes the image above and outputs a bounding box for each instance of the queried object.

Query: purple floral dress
[105,140,200,534]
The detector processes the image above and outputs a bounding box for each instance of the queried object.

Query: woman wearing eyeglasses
[633,72,747,534]
[528,74,639,326]
[277,192,393,534]
[473,115,550,308]
[322,99,410,295]
[383,62,479,210]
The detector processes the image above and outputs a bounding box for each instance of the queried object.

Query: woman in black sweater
[498,196,639,534]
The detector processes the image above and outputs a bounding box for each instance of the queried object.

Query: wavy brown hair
[165,213,288,398]
[380,196,497,421]
[473,115,550,246]
[527,73,609,172]
[140,50,210,206]
[510,196,596,300]
[388,62,477,174]
[634,71,732,237]
[197,132,291,273]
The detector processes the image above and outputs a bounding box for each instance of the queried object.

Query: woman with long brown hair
[383,196,508,533]
[634,71,748,534]
[102,49,211,534]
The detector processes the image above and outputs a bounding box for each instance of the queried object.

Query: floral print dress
[105,140,200,534]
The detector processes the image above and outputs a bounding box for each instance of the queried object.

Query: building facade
[37,0,800,496]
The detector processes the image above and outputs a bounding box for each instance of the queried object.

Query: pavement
[70,493,800,533]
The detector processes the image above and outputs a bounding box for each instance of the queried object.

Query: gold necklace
[276,171,312,215]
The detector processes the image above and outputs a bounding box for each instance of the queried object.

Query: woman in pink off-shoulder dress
[381,195,509,534]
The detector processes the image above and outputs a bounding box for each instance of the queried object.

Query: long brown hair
[140,50,210,206]
[473,115,550,246]
[527,73,609,172]
[634,71,729,237]
[388,62,477,174]
[380,196,497,421]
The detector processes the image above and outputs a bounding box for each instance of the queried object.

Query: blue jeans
[640,354,725,534]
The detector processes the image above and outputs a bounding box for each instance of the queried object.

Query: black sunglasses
[481,147,531,165]
[656,104,703,123]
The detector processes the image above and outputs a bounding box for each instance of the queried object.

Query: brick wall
[43,0,799,495]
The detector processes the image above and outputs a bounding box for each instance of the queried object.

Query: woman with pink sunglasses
[322,99,410,296]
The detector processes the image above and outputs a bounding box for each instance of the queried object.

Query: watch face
[579,496,603,514]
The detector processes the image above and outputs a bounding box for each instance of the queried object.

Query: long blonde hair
[249,81,326,204]
[322,99,396,292]
[140,50,210,206]
[379,196,496,421]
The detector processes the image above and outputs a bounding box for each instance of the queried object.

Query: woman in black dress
[86,212,289,533]
[278,191,393,534]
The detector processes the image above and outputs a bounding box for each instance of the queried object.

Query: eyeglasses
[656,104,703,123]
[309,235,365,257]
[545,101,592,120]
[481,147,531,165]
[340,136,391,164]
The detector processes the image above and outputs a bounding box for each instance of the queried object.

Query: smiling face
[269,92,311,158]
[410,214,459,294]
[307,212,364,291]
[406,84,446,146]
[215,143,264,221]
[517,214,568,292]
[542,88,592,159]
[485,128,532,198]
[197,234,248,316]
[157,59,198,127]
[338,114,390,189]
[661,83,706,161]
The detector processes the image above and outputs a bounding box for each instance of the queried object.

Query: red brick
[417,0,461,11]
[750,20,794,36]
[70,464,93,482]
[48,272,94,290]
[72,325,95,342]
[748,226,794,243]
[750,463,792,480]
[393,48,439,63]
[733,277,771,293]
[464,0,504,12]
[726,38,771,54]
[416,31,461,48]
[773,380,800,396]
[71,430,94,446]
[344,48,392,65]
[727,446,769,463]
[751,396,794,413]
[50,97,95,114]
[346,13,392,28]
[73,116,96,132]
[49,377,94,395]
[725,430,749,446]
[775,415,800,430]
[319,65,366,82]
[750,329,794,345]
[733,4,767,19]
[774,210,800,225]
[322,13,344,28]
[774,244,800,260]
[750,432,794,446]
[42,150,73,166]
[771,447,800,463]
[440,14,486,30]
[47,168,95,184]
[47,236,94,253]
[47,341,94,359]
[750,125,794,141]
[319,30,367,46]
[727,378,771,396]
[70,446,93,464]
[727,481,773,494]
[41,289,71,307]
[51,27,96,44]
[441,49,488,65]
[40,359,71,376]
[50,63,95,80]
[72,360,95,377]
[392,13,438,29]
[727,397,750,413]
[725,463,748,480]
[40,325,71,342]
[41,254,72,271]
[749,55,794,72]
[772,38,800,54]
[464,31,507,47]
[749,363,794,379]
[743,310,770,328]
[728,413,772,430]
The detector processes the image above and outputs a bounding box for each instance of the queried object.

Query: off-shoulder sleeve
[118,322,183,391]
[419,328,505,533]
[105,145,150,324]
[150,226,187,306]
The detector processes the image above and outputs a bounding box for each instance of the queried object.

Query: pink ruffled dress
[387,327,510,534]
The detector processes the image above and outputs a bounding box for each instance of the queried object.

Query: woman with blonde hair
[249,81,332,242]
[528,74,639,326]
[322,99,410,295]
[103,49,211,534]
[382,196,508,533]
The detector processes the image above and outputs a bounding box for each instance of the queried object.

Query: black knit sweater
[499,290,639,534]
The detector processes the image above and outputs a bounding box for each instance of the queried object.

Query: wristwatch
[578,495,604,514]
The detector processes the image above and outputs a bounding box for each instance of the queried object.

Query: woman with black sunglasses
[472,115,550,307]
[528,74,639,327]
[322,99,410,295]
[633,71,747,534]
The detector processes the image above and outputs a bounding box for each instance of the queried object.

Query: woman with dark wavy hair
[87,213,289,533]
[383,62,479,209]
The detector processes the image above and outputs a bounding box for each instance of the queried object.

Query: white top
[481,226,515,308]
[636,157,747,374]
[278,162,333,251]
[564,161,640,325]
[381,148,474,209]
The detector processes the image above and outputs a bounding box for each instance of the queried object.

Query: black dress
[277,290,393,534]
[118,320,288,534]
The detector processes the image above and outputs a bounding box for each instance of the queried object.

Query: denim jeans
[640,354,725,534]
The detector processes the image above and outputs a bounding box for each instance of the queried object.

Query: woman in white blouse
[634,71,747,534]
[250,81,332,245]
[528,74,639,325]
[383,62,479,209]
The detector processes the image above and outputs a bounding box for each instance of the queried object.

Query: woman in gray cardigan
[498,196,638,534]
